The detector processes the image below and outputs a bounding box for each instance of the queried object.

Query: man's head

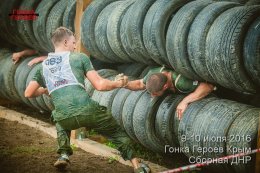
[51,27,76,52]
[146,73,169,97]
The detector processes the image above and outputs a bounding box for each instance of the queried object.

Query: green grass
[107,156,119,164]
[105,141,117,149]
[71,143,78,151]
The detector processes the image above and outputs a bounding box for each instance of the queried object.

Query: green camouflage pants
[55,106,135,160]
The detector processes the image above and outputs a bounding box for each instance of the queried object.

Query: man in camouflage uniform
[25,27,149,173]
[125,66,215,119]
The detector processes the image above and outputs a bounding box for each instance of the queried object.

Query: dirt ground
[0,118,133,173]
[0,99,203,173]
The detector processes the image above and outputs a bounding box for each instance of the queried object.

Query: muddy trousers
[55,108,136,160]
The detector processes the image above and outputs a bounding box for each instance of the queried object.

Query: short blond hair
[51,27,74,46]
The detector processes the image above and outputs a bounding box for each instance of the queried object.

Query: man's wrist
[115,80,123,88]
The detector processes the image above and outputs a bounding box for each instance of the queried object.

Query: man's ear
[163,83,168,90]
[64,39,67,46]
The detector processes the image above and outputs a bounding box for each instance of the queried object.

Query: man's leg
[85,108,150,173]
[54,122,73,169]
[108,130,150,173]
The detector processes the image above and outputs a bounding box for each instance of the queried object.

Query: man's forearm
[124,80,145,91]
[181,83,214,104]
[96,79,123,91]
[21,49,37,56]
[28,87,48,98]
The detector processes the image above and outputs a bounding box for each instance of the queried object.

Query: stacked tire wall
[0,0,76,52]
[0,0,260,173]
[81,0,260,94]
[0,49,259,172]
[86,75,260,173]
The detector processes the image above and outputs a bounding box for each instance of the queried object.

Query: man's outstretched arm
[124,79,146,91]
[27,56,47,66]
[86,70,128,91]
[12,49,37,64]
[176,82,215,120]
[12,49,47,66]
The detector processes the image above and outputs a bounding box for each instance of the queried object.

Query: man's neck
[54,47,69,53]
[164,71,175,91]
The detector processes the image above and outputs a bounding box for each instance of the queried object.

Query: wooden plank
[74,0,92,55]
[255,114,260,173]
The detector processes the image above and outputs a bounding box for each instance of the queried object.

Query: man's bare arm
[24,81,48,98]
[28,56,47,66]
[86,70,127,91]
[124,79,146,91]
[176,82,215,120]
[12,49,37,64]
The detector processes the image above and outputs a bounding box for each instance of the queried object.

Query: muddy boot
[54,154,70,169]
[134,163,150,173]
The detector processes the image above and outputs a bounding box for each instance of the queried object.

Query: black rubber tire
[1,54,21,102]
[143,0,191,66]
[43,94,54,111]
[120,0,156,64]
[0,52,9,99]
[0,1,10,45]
[81,0,116,63]
[36,94,50,112]
[90,56,117,70]
[133,92,166,153]
[46,0,68,51]
[63,0,76,32]
[166,0,214,80]
[92,89,119,109]
[227,108,260,173]
[16,0,42,50]
[184,98,250,173]
[155,94,185,147]
[122,90,146,142]
[107,0,135,62]
[0,49,11,57]
[95,1,125,63]
[92,79,120,111]
[191,100,251,158]
[14,57,35,106]
[205,6,259,93]
[187,2,240,82]
[202,100,251,157]
[0,53,14,100]
[0,49,16,100]
[138,65,157,78]
[216,0,247,4]
[244,16,260,86]
[0,56,8,99]
[1,0,26,47]
[178,97,218,157]
[246,0,260,5]
[85,69,119,97]
[117,63,147,77]
[111,88,132,128]
[33,0,59,52]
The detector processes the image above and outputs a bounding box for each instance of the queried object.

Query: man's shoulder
[70,52,89,58]
[145,66,173,77]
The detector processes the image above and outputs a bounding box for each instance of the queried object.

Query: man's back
[35,52,98,121]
